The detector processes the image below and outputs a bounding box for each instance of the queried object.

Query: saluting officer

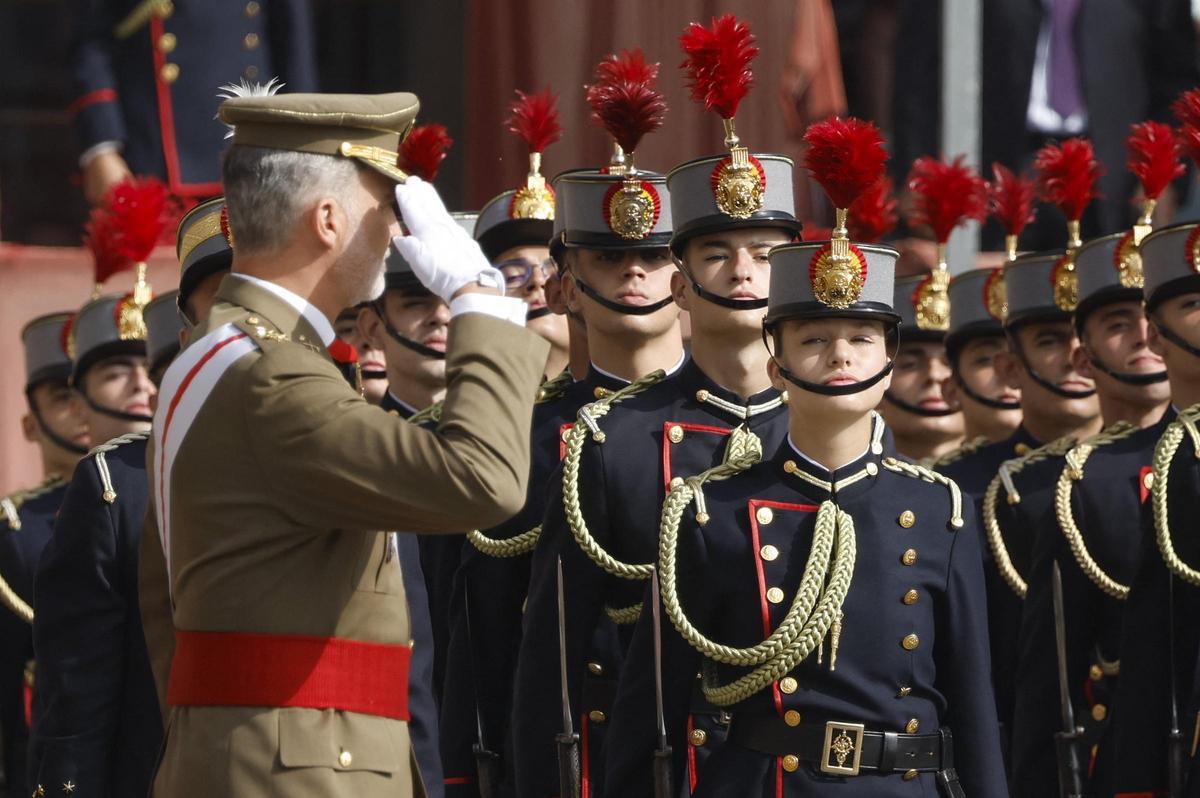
[1100,220,1200,796]
[512,23,799,795]
[1010,210,1173,794]
[604,118,1004,797]
[137,91,548,798]
[28,290,161,798]
[0,314,89,798]
[68,0,316,204]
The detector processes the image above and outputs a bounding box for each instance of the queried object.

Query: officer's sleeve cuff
[448,293,528,327]
[79,140,122,169]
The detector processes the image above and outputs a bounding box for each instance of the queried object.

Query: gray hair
[221,145,361,255]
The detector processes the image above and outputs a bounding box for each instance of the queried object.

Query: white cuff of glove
[449,293,528,326]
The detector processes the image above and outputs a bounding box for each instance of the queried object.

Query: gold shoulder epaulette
[536,371,574,404]
[1152,404,1200,586]
[922,435,989,470]
[89,431,152,505]
[982,433,1078,598]
[1,474,66,532]
[881,457,965,531]
[408,400,444,426]
[1055,421,1140,599]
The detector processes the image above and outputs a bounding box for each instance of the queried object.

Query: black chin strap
[773,358,895,396]
[686,277,768,310]
[1152,317,1200,361]
[573,277,675,316]
[954,372,1022,411]
[82,392,153,424]
[1083,347,1169,386]
[360,368,387,381]
[527,305,554,321]
[29,402,88,456]
[371,300,446,361]
[1009,333,1097,400]
[882,392,960,417]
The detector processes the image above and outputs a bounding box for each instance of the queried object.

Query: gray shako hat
[557,170,673,252]
[763,240,899,397]
[175,197,233,319]
[70,292,148,386]
[145,290,184,375]
[1139,221,1200,360]
[946,266,1007,357]
[23,312,74,390]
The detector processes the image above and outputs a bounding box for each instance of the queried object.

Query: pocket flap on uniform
[278,708,404,773]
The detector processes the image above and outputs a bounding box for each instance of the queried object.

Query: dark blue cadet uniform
[438,369,622,798]
[1101,408,1200,797]
[68,0,316,197]
[940,426,1065,758]
[0,477,67,798]
[378,389,447,798]
[603,431,1006,797]
[512,359,790,797]
[1010,412,1173,797]
[28,434,161,798]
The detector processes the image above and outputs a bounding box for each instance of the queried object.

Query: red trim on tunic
[661,421,730,493]
[580,713,591,798]
[68,88,118,115]
[686,714,698,793]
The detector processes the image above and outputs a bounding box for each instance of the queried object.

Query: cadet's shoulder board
[0,473,66,531]
[921,434,989,470]
[536,370,574,404]
[88,431,153,504]
[881,456,965,531]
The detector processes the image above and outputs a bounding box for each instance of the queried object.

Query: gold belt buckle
[820,721,865,776]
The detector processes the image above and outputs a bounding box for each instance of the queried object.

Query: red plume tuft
[988,163,1037,237]
[105,176,174,262]
[84,206,130,284]
[585,49,667,154]
[905,156,988,244]
[1034,137,1104,221]
[847,176,898,243]
[803,117,888,209]
[1126,121,1184,201]
[399,124,453,183]
[801,222,832,242]
[328,338,358,365]
[1172,88,1200,166]
[679,14,758,120]
[507,89,562,155]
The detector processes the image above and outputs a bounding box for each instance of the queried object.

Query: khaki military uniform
[139,274,547,797]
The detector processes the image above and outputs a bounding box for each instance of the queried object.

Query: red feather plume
[848,176,898,243]
[105,176,173,263]
[679,14,758,120]
[399,124,453,183]
[803,117,888,210]
[988,163,1037,237]
[83,206,129,285]
[328,338,358,365]
[1034,137,1104,221]
[1126,121,1184,201]
[906,156,988,244]
[1172,88,1200,167]
[507,89,562,155]
[585,49,667,154]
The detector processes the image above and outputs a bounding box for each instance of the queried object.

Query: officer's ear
[20,412,37,444]
[1070,344,1095,380]
[1147,317,1166,358]
[311,196,345,251]
[670,270,690,312]
[357,304,387,352]
[940,374,959,408]
[993,348,1021,391]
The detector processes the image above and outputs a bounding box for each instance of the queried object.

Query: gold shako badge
[913,270,951,330]
[603,178,661,241]
[983,268,1008,321]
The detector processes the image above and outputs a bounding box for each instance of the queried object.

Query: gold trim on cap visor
[339,142,410,182]
[177,212,224,266]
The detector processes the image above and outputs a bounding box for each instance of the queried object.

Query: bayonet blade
[557,555,574,736]
[651,570,668,746]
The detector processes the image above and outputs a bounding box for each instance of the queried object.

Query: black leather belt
[728,714,954,777]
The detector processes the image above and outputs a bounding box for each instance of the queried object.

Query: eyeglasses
[495,257,558,291]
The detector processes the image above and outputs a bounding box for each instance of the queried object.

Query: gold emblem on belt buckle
[820,721,865,776]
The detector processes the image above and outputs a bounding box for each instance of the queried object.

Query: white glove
[392,177,503,304]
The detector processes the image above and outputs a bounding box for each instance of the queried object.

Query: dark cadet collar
[380,389,419,419]
[671,357,784,420]
[769,413,889,504]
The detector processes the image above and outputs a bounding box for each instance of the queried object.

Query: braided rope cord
[560,371,669,579]
[90,431,152,504]
[408,400,444,426]
[983,434,1079,599]
[604,603,642,625]
[922,435,989,470]
[468,370,665,560]
[1053,422,1138,599]
[0,473,68,624]
[1153,404,1200,586]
